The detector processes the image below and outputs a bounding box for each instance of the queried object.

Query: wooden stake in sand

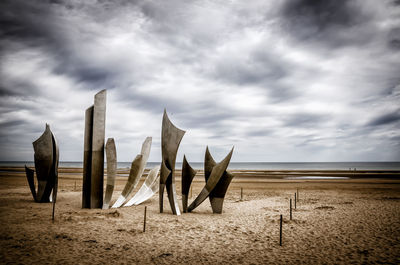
[295,192,297,209]
[74,181,76,191]
[290,198,292,220]
[279,214,283,246]
[240,187,243,201]
[143,206,147,232]
[52,199,56,222]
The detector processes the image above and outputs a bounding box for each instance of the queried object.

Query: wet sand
[0,167,400,264]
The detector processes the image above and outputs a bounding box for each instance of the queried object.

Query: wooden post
[74,181,76,191]
[52,200,55,222]
[279,214,283,246]
[295,192,297,209]
[240,187,243,201]
[143,206,147,232]
[290,198,292,220]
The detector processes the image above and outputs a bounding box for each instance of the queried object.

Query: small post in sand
[143,206,147,232]
[279,214,283,246]
[74,181,76,191]
[290,198,292,220]
[295,192,297,209]
[240,187,243,201]
[52,201,56,222]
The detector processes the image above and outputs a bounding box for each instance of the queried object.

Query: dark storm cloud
[367,111,400,126]
[0,1,54,44]
[0,0,126,90]
[0,0,399,162]
[280,0,374,47]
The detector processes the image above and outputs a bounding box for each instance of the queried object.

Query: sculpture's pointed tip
[97,89,106,94]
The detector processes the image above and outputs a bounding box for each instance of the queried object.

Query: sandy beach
[1,167,400,264]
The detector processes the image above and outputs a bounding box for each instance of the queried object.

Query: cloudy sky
[0,0,399,163]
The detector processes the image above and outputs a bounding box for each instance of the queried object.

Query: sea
[1,161,400,170]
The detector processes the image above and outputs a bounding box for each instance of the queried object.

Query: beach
[1,167,400,264]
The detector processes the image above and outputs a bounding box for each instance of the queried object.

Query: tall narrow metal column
[82,89,106,209]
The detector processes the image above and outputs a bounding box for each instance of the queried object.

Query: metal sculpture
[25,124,59,203]
[134,175,160,205]
[82,89,106,209]
[111,137,152,208]
[160,109,185,215]
[102,138,117,209]
[125,165,160,206]
[187,147,234,213]
[204,147,235,214]
[181,155,197,212]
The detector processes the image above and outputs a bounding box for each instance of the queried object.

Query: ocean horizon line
[1,161,400,170]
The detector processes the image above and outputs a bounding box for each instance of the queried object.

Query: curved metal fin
[181,155,197,212]
[204,146,216,182]
[103,138,117,209]
[134,176,160,205]
[33,124,53,202]
[159,160,171,213]
[209,171,234,213]
[160,109,185,215]
[25,166,37,201]
[111,136,152,208]
[111,154,143,208]
[187,147,234,212]
[205,147,235,213]
[125,165,160,207]
[130,166,160,206]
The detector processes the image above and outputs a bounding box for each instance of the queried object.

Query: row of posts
[280,188,299,246]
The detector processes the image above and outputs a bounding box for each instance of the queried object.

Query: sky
[0,0,399,163]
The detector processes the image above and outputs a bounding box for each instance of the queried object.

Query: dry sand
[1,167,400,264]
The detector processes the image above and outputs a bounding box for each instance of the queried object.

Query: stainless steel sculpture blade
[159,160,171,213]
[51,131,59,208]
[90,89,106,208]
[125,165,160,207]
[24,166,36,201]
[111,154,142,208]
[181,155,197,213]
[26,124,59,203]
[204,147,234,214]
[112,137,152,208]
[187,147,234,212]
[160,109,185,215]
[134,174,160,205]
[33,124,54,202]
[209,171,234,213]
[103,138,117,209]
[82,89,107,209]
[82,106,94,208]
